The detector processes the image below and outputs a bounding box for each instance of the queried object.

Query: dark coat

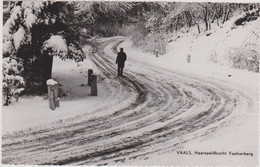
[116,51,127,67]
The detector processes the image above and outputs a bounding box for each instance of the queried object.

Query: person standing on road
[116,48,127,77]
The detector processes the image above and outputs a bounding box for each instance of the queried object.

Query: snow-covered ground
[117,38,259,166]
[1,44,129,134]
[1,18,259,165]
[116,18,259,165]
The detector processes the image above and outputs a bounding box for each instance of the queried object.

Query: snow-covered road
[2,37,257,165]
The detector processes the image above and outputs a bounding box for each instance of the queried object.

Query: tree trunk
[204,5,209,31]
[42,54,54,92]
[225,4,231,21]
[222,4,231,24]
[211,10,217,23]
[170,23,173,33]
[4,87,10,106]
[217,4,223,25]
[175,17,179,31]
[197,23,201,34]
[185,11,192,28]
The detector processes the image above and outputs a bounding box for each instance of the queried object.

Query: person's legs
[121,67,124,76]
[117,65,124,77]
[118,66,120,76]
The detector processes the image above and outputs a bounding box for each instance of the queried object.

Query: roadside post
[88,69,93,86]
[91,74,97,96]
[156,50,159,57]
[187,54,191,63]
[47,79,60,110]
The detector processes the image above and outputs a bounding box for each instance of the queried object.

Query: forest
[2,1,260,106]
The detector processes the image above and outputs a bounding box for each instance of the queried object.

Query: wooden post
[187,54,191,63]
[47,79,59,110]
[53,84,60,107]
[88,69,93,86]
[91,74,97,96]
[156,50,159,57]
[47,85,55,110]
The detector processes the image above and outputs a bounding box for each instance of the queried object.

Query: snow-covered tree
[3,1,151,102]
[71,1,152,37]
[129,2,259,56]
[3,1,85,97]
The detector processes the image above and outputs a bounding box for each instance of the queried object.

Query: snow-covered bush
[2,57,25,106]
[130,22,170,56]
[145,32,169,55]
[68,44,86,62]
[228,47,259,72]
[228,20,259,72]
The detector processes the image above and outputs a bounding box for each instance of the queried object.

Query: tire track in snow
[2,37,251,165]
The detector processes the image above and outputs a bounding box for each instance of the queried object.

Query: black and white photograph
[1,0,259,166]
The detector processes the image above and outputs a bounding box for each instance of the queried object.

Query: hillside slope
[165,11,259,72]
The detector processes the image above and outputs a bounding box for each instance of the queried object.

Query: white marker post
[187,54,191,63]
